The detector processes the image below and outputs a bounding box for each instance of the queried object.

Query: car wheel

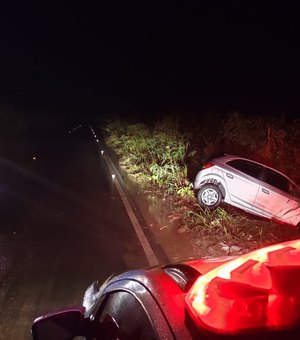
[197,184,222,209]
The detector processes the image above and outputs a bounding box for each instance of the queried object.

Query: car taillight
[201,162,214,170]
[185,239,300,334]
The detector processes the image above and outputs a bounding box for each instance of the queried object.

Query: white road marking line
[102,153,159,266]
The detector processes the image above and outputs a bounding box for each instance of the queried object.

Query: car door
[224,159,262,210]
[253,168,300,225]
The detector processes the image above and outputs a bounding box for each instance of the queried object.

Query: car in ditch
[32,239,300,339]
[193,154,300,227]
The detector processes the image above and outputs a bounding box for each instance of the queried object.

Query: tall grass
[103,116,194,196]
[194,111,300,183]
[182,207,262,242]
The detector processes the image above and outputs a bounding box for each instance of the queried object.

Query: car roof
[212,154,297,185]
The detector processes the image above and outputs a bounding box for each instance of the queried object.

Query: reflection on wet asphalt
[0,126,149,339]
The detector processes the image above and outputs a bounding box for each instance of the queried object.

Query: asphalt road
[0,125,152,339]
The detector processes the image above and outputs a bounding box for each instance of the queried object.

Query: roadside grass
[170,195,300,255]
[103,117,193,195]
[102,114,300,256]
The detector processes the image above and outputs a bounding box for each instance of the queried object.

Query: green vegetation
[103,117,194,196]
[228,112,300,183]
[103,113,300,254]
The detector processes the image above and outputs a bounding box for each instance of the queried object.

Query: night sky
[1,1,300,121]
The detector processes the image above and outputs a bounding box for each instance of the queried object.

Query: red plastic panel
[185,239,300,334]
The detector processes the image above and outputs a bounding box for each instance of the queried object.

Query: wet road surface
[0,126,151,339]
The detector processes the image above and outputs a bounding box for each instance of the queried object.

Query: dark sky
[1,1,300,119]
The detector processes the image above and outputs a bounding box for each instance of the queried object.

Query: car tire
[197,184,222,209]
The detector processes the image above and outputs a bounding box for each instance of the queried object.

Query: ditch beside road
[101,145,200,263]
[103,145,300,262]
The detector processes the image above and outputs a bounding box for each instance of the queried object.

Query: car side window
[227,160,262,179]
[262,169,290,193]
[97,291,158,340]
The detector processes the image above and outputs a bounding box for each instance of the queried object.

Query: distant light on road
[112,174,115,180]
[32,156,37,160]
[96,139,99,142]
[101,150,104,155]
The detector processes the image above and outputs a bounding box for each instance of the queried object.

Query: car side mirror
[32,308,86,340]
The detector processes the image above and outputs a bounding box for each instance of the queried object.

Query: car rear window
[227,159,262,179]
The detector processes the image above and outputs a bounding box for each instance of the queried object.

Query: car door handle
[262,188,269,194]
[226,173,234,179]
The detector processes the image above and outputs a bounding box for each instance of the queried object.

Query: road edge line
[102,153,160,267]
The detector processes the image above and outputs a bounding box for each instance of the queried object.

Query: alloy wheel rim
[201,188,218,206]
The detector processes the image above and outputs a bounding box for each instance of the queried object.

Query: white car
[194,154,300,227]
